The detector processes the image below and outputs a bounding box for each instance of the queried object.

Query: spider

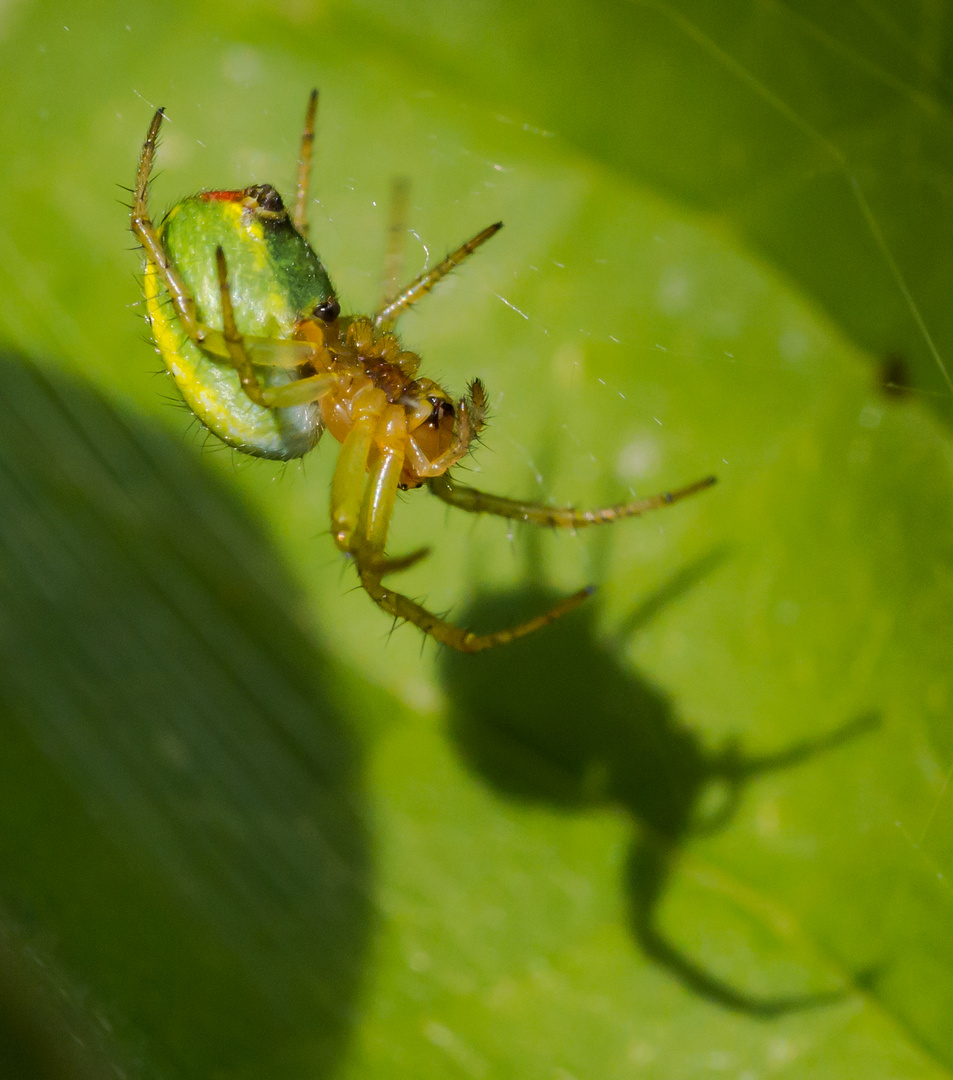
[131,91,715,652]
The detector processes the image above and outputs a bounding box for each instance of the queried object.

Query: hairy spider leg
[358,564,593,653]
[294,89,318,237]
[214,248,337,408]
[374,222,503,331]
[329,385,592,651]
[142,257,321,376]
[427,472,718,528]
[132,108,203,342]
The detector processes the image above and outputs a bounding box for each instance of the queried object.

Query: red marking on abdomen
[200,189,245,202]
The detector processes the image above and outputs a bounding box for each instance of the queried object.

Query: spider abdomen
[147,188,334,460]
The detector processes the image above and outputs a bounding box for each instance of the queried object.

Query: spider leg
[332,386,389,552]
[142,260,327,393]
[329,397,591,652]
[294,89,318,238]
[330,389,429,573]
[427,472,717,528]
[131,108,203,341]
[214,247,338,408]
[359,555,592,653]
[374,222,502,332]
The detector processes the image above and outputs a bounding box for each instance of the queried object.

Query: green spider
[131,91,715,652]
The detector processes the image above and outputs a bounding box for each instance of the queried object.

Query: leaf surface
[0,2,951,1077]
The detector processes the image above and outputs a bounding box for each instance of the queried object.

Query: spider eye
[313,297,340,323]
[426,396,454,425]
[244,184,285,215]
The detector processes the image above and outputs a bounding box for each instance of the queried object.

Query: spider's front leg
[330,393,590,652]
[427,471,716,528]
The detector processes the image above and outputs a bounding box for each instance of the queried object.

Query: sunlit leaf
[0,2,951,1078]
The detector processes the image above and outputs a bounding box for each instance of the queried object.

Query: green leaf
[0,1,951,1077]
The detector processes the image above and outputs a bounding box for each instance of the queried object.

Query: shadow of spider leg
[627,711,879,1017]
[627,838,848,1018]
[695,711,881,837]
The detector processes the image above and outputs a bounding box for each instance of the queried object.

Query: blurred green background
[1,1,953,1077]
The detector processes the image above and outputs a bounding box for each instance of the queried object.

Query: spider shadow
[439,550,876,1017]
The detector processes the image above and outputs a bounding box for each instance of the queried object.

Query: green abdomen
[145,193,336,461]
